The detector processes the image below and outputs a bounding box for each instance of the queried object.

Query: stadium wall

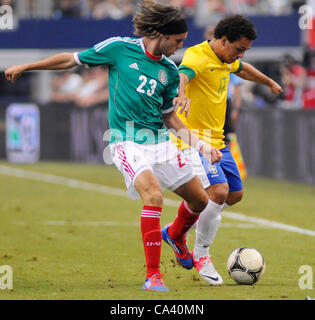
[237,108,315,185]
[0,14,303,69]
[0,15,301,49]
[1,103,315,185]
[0,102,108,162]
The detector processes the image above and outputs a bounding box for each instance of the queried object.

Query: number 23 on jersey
[137,75,157,97]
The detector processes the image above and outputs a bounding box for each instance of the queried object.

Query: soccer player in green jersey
[5,1,222,292]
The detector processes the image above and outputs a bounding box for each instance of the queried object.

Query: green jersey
[75,37,179,145]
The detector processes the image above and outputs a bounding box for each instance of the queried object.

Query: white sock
[193,200,223,259]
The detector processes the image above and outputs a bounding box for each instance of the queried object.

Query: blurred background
[0,0,315,184]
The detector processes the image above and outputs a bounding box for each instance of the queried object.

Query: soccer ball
[227,247,266,285]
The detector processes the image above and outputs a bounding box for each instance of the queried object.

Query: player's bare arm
[173,73,191,117]
[5,53,77,84]
[163,111,222,164]
[238,61,283,96]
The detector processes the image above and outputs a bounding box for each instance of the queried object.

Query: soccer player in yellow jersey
[173,15,283,285]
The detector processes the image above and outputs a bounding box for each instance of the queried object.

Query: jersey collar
[140,38,164,61]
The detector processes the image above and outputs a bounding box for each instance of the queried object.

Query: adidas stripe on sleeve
[75,37,123,67]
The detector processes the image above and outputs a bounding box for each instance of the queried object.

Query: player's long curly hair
[133,0,185,37]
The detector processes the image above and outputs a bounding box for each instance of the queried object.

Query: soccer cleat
[161,224,194,270]
[192,251,223,286]
[142,273,169,292]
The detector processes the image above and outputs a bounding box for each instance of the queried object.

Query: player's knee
[226,190,243,206]
[209,183,229,205]
[235,190,243,203]
[144,189,163,208]
[189,192,208,213]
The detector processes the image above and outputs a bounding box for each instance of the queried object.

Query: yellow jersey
[176,40,242,150]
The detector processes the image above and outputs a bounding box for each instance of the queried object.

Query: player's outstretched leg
[162,177,208,270]
[161,220,194,269]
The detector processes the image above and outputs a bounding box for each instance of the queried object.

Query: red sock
[141,206,162,278]
[168,201,199,241]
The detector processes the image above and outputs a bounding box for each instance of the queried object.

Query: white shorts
[182,147,211,189]
[110,141,194,200]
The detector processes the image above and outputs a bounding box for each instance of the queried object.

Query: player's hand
[269,80,283,96]
[5,65,25,84]
[200,144,223,164]
[173,95,191,117]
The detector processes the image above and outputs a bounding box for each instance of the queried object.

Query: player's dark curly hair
[214,15,257,43]
[133,0,186,37]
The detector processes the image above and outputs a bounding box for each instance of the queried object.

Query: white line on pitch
[1,165,315,237]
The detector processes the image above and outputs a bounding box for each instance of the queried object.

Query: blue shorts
[188,147,243,192]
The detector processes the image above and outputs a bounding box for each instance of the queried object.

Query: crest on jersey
[158,70,167,85]
[209,165,218,175]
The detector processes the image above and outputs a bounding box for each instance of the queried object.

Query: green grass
[0,161,314,300]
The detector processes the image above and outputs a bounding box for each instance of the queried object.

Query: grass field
[0,161,314,300]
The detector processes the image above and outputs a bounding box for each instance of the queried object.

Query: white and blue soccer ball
[227,247,266,285]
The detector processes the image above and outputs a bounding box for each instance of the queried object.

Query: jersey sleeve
[74,37,123,67]
[230,59,243,73]
[178,48,206,81]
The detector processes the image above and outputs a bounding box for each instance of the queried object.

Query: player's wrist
[265,77,275,88]
[195,140,206,153]
[16,64,27,73]
[177,91,186,99]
